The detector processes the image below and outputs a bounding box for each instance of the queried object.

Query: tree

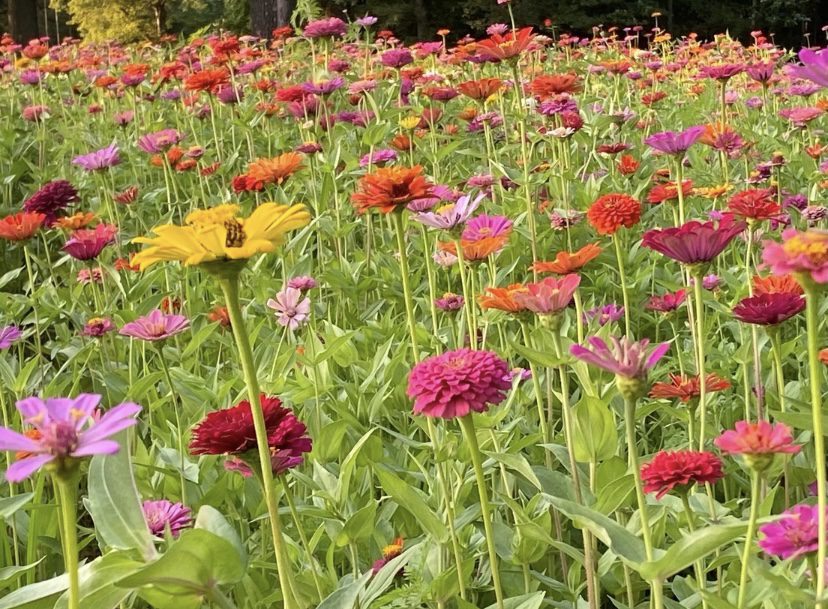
[249,0,294,36]
[8,0,40,42]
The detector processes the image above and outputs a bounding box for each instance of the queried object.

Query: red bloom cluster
[641,450,724,498]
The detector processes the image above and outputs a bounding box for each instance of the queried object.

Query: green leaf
[0,493,33,520]
[638,522,748,581]
[571,396,617,463]
[337,502,377,546]
[86,433,157,560]
[484,451,542,490]
[316,572,372,609]
[485,592,545,609]
[509,340,567,369]
[545,496,646,567]
[0,557,119,609]
[374,465,448,543]
[54,553,143,609]
[194,505,247,567]
[0,559,43,591]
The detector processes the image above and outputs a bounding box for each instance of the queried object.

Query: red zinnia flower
[641,450,724,498]
[351,166,433,214]
[617,154,640,175]
[184,68,230,93]
[646,289,687,313]
[457,78,503,101]
[474,27,535,62]
[529,73,581,99]
[727,188,781,221]
[642,215,746,265]
[587,193,641,235]
[647,180,693,205]
[649,373,731,403]
[732,293,805,325]
[0,212,46,242]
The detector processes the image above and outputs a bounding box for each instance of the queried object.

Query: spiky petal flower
[0,394,140,481]
[412,193,484,231]
[23,180,79,226]
[571,336,669,398]
[641,450,724,498]
[142,500,192,538]
[407,349,511,418]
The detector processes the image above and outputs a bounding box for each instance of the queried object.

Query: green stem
[520,322,551,452]
[157,349,187,506]
[674,160,686,225]
[804,285,826,606]
[692,271,708,450]
[737,473,762,609]
[458,414,504,609]
[454,238,475,348]
[55,477,80,609]
[392,212,420,362]
[282,477,324,600]
[613,234,632,337]
[419,226,440,341]
[219,275,298,609]
[210,588,237,609]
[769,329,791,507]
[681,493,709,609]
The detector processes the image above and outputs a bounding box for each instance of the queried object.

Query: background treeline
[2,0,827,48]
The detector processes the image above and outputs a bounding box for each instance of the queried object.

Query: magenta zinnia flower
[267,287,311,331]
[762,229,828,284]
[642,215,746,266]
[514,274,580,315]
[287,275,317,291]
[380,48,414,69]
[82,317,116,337]
[0,325,21,350]
[407,348,511,418]
[462,214,512,241]
[570,336,669,380]
[62,223,118,260]
[759,504,822,559]
[137,129,184,154]
[142,499,192,538]
[0,393,141,481]
[732,293,805,325]
[644,125,705,155]
[303,17,347,38]
[72,144,120,171]
[120,309,190,342]
[787,48,828,89]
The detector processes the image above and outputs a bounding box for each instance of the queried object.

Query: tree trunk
[249,0,292,37]
[8,0,40,43]
[413,0,428,40]
[276,0,294,28]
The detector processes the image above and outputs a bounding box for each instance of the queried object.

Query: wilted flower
[435,293,464,311]
[82,317,115,337]
[584,303,625,326]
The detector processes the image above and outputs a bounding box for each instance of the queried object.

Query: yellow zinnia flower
[132,203,310,270]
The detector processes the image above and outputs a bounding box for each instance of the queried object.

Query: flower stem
[692,271,708,450]
[612,234,632,337]
[219,276,298,609]
[681,493,709,609]
[804,284,826,607]
[737,473,761,609]
[55,476,80,609]
[458,414,504,609]
[392,212,420,362]
[157,348,188,506]
[454,238,475,348]
[520,322,550,451]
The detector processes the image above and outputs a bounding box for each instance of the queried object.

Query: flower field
[1,14,828,609]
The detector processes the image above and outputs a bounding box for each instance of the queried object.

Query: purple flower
[23,180,79,226]
[462,214,512,241]
[303,17,347,38]
[120,309,190,342]
[644,126,705,155]
[267,288,310,331]
[570,336,670,380]
[72,144,120,171]
[435,293,464,311]
[302,77,345,96]
[487,23,509,36]
[381,48,414,69]
[0,394,141,482]
[287,276,317,291]
[0,326,21,350]
[702,274,720,290]
[413,193,485,231]
[787,48,828,89]
[216,85,243,105]
[355,15,378,27]
[359,148,398,168]
[142,499,192,538]
[137,129,185,154]
[584,303,625,326]
[759,504,822,559]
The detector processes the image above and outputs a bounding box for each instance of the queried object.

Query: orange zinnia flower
[529,73,581,99]
[617,154,640,175]
[478,284,528,313]
[457,78,503,101]
[474,27,535,62]
[650,373,731,403]
[0,212,46,241]
[820,348,828,366]
[351,166,433,214]
[244,152,305,187]
[184,68,230,93]
[752,274,804,296]
[55,212,96,230]
[587,193,641,235]
[532,243,602,274]
[438,236,510,261]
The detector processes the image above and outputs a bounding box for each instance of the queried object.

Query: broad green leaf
[0,493,33,520]
[0,559,43,591]
[571,396,617,463]
[316,572,372,609]
[484,451,542,490]
[485,592,545,609]
[86,433,157,560]
[638,522,748,581]
[337,502,377,546]
[0,559,112,609]
[509,340,567,369]
[338,428,376,503]
[54,552,143,609]
[374,465,448,543]
[194,505,247,567]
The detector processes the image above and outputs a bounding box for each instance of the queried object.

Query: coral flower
[646,289,687,313]
[457,78,503,101]
[759,504,823,559]
[120,309,189,342]
[532,243,602,274]
[235,153,305,192]
[642,215,746,266]
[762,229,828,284]
[137,129,185,154]
[529,73,581,99]
[55,212,96,230]
[715,420,800,471]
[351,166,433,214]
[571,336,669,380]
[644,126,705,155]
[752,274,804,296]
[641,450,724,498]
[63,223,118,260]
[132,203,310,270]
[189,395,311,473]
[474,27,535,62]
[513,274,580,315]
[0,393,140,482]
[647,181,693,205]
[587,193,641,235]
[649,373,731,403]
[183,68,230,93]
[142,500,192,538]
[727,189,781,221]
[732,293,805,325]
[478,284,528,313]
[407,348,511,418]
[0,212,45,241]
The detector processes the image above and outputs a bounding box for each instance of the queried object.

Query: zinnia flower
[732,293,805,325]
[234,153,305,192]
[644,126,705,155]
[474,27,534,62]
[649,373,731,403]
[513,274,580,315]
[583,303,624,326]
[407,349,511,418]
[23,180,79,226]
[372,537,405,575]
[119,309,189,342]
[531,243,602,274]
[132,203,310,270]
[63,223,118,260]
[303,17,347,38]
[0,393,140,481]
[642,215,746,266]
[646,290,687,313]
[641,450,724,498]
[287,276,317,291]
[435,293,464,311]
[351,166,433,214]
[142,499,192,538]
[587,193,641,235]
[137,129,185,154]
[753,274,803,296]
[715,420,800,471]
[0,212,45,242]
[72,144,120,171]
[412,193,484,232]
[267,287,311,330]
[727,189,781,222]
[478,284,528,313]
[787,48,828,89]
[759,504,822,559]
[0,326,22,350]
[570,336,669,388]
[762,229,828,284]
[82,317,115,337]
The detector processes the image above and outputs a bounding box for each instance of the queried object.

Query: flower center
[40,420,80,457]
[782,234,828,264]
[224,219,247,248]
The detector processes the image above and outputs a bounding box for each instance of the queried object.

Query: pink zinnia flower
[267,287,311,331]
[0,393,141,482]
[732,293,805,325]
[142,499,192,538]
[583,303,624,326]
[62,223,118,260]
[0,326,22,350]
[642,215,746,266]
[407,348,511,419]
[380,48,413,69]
[413,193,485,232]
[287,276,317,291]
[137,129,184,154]
[644,125,705,155]
[762,229,828,283]
[759,504,822,560]
[435,293,464,311]
[119,309,190,342]
[570,336,669,380]
[646,289,687,313]
[303,17,347,38]
[72,144,120,171]
[82,317,115,337]
[462,214,512,241]
[787,48,828,89]
[513,274,580,315]
[715,420,800,471]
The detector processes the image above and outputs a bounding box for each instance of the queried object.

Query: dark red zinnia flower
[23,179,79,226]
[642,215,746,265]
[732,293,806,325]
[189,395,312,468]
[641,450,724,498]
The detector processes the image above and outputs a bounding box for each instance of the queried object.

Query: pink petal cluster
[514,274,580,315]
